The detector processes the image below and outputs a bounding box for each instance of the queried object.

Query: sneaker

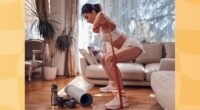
[105,91,129,109]
[99,81,117,93]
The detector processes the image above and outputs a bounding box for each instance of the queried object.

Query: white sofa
[80,42,175,86]
[151,58,175,110]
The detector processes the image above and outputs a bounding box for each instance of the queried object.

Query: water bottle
[51,83,58,108]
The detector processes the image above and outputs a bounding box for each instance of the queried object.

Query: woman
[81,3,145,109]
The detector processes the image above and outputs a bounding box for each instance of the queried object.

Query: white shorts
[101,38,145,54]
[121,38,145,54]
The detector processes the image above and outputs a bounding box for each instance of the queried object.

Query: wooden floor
[25,76,163,110]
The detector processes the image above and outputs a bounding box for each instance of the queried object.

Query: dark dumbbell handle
[64,99,76,108]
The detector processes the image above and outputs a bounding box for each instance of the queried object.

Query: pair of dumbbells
[51,84,77,109]
[57,97,77,108]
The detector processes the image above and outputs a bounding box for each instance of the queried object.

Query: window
[104,0,175,42]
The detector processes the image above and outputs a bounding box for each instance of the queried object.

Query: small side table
[25,61,32,81]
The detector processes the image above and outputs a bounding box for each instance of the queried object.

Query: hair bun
[81,3,102,14]
[93,4,102,13]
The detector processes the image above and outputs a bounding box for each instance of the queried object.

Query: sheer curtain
[49,0,79,77]
[65,0,79,77]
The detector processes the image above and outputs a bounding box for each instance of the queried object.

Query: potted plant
[25,0,58,80]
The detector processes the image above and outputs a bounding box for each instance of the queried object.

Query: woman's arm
[93,12,106,33]
[93,12,116,33]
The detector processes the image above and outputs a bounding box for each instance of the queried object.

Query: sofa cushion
[145,63,160,81]
[164,42,175,58]
[160,58,175,71]
[85,63,145,81]
[136,43,163,64]
[151,71,175,110]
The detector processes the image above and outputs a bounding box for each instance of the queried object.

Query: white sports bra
[100,27,122,42]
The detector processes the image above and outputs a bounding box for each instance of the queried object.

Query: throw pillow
[164,42,175,58]
[88,46,102,63]
[136,43,163,64]
[79,49,98,65]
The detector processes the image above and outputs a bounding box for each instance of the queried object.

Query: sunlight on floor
[150,93,156,98]
[94,93,103,97]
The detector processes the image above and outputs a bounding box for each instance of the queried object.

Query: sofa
[80,42,175,86]
[151,58,175,110]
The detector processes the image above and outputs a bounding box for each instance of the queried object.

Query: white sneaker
[105,91,129,109]
[99,81,117,93]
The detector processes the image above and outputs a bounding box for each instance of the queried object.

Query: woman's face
[82,10,96,24]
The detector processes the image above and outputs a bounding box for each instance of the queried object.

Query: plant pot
[43,66,57,80]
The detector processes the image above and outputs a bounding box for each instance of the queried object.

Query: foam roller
[64,85,93,107]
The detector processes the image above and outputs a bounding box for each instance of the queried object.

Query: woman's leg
[100,53,113,81]
[104,46,142,109]
[105,46,142,90]
[99,53,117,92]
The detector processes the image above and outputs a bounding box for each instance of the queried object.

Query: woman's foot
[99,81,117,93]
[105,91,129,109]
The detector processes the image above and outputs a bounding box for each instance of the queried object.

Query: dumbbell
[57,97,77,109]
[51,83,77,109]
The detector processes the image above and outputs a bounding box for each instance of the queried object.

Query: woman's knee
[100,54,108,64]
[105,55,115,66]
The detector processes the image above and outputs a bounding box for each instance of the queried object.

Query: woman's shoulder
[97,12,114,24]
[96,11,105,19]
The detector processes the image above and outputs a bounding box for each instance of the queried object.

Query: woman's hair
[81,3,102,14]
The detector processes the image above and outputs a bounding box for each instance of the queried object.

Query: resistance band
[108,23,123,108]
